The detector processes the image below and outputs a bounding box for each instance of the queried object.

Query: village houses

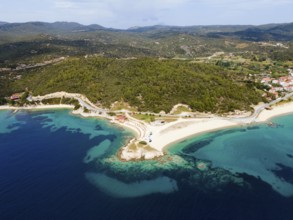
[261,69,293,98]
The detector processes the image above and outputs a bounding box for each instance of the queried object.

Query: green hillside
[9,57,262,113]
[1,21,292,113]
[1,22,292,67]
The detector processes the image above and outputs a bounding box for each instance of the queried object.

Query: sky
[1,0,293,29]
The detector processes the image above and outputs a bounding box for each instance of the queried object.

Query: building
[10,93,23,101]
[261,77,272,84]
[115,115,127,123]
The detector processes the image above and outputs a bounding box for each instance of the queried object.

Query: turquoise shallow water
[1,109,293,219]
[169,114,293,197]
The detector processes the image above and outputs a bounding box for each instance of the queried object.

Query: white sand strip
[0,104,73,110]
[149,118,239,152]
[2,91,293,160]
[256,102,293,122]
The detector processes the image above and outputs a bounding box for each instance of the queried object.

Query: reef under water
[1,109,293,220]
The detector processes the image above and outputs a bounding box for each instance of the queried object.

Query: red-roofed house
[115,115,127,123]
[10,93,23,101]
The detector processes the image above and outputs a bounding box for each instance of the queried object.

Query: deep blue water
[1,110,293,220]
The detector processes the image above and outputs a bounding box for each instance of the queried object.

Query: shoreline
[1,92,293,161]
[149,102,293,153]
[147,118,243,153]
[255,102,293,122]
[162,122,244,153]
[0,104,74,111]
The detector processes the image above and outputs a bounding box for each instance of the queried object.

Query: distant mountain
[269,23,293,33]
[87,24,106,30]
[126,24,253,36]
[208,22,293,41]
[0,22,8,26]
[0,21,292,41]
[0,21,292,62]
[0,21,106,34]
[127,25,172,32]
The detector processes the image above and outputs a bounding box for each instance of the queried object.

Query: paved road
[31,91,293,124]
[233,92,293,123]
[82,91,293,123]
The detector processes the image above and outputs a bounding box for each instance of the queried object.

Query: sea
[0,109,293,220]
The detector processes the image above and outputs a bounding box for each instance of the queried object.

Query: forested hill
[209,23,293,41]
[1,21,293,41]
[0,21,292,66]
[10,57,262,113]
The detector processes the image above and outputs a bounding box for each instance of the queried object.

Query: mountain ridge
[0,21,292,33]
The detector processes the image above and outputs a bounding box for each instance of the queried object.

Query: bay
[1,109,293,220]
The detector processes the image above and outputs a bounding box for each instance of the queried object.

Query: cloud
[54,0,76,9]
[54,0,192,12]
[50,0,192,27]
[52,0,115,22]
[199,0,292,9]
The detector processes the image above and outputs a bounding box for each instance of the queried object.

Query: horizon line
[0,20,292,30]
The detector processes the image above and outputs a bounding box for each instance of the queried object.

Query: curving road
[31,91,293,125]
[234,92,293,123]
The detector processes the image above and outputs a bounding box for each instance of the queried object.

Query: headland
[1,91,293,161]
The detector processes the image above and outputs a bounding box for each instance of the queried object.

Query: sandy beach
[148,118,239,152]
[148,102,293,153]
[120,100,293,160]
[256,102,293,122]
[0,104,74,110]
[1,91,293,160]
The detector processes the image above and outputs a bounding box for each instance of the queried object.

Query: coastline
[149,120,241,151]
[149,102,293,152]
[0,104,74,111]
[255,102,293,122]
[1,92,293,161]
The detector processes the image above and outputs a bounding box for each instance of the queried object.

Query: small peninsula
[1,0,293,217]
[1,90,293,161]
[1,22,293,161]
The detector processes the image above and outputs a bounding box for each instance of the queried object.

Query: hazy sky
[1,0,293,28]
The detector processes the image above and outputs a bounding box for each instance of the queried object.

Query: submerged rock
[85,172,178,198]
[83,139,111,163]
